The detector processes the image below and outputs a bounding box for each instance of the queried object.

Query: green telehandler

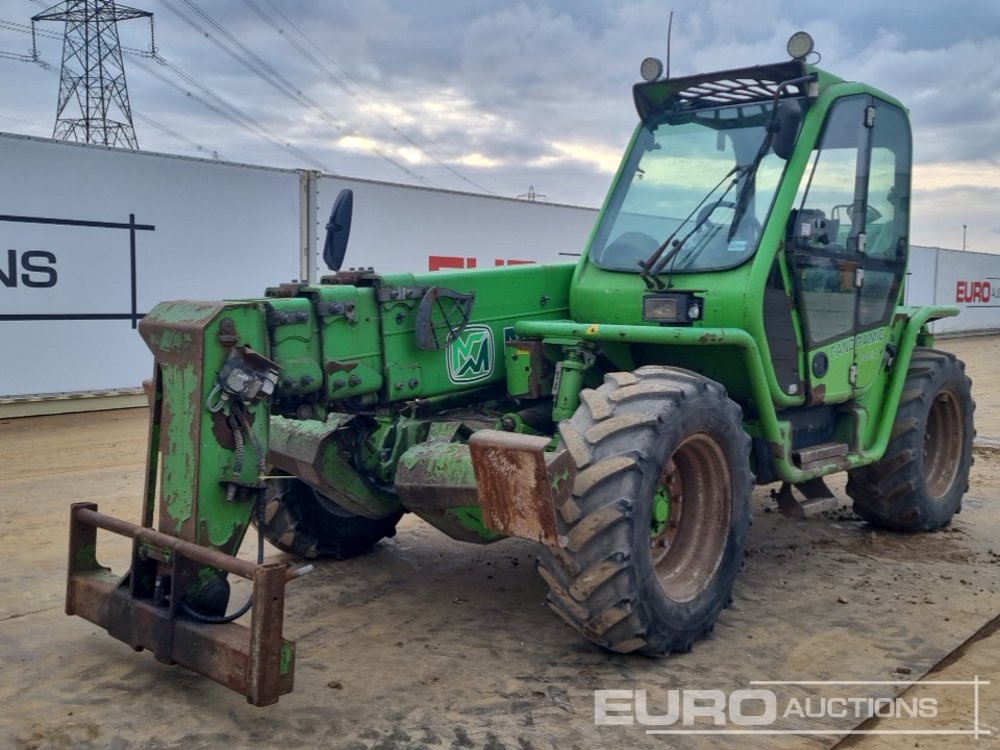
[67,33,973,705]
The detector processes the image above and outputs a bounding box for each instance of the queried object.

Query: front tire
[536,366,752,655]
[254,476,402,559]
[847,348,974,531]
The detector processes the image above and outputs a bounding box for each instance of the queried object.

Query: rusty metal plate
[67,503,295,707]
[469,431,574,546]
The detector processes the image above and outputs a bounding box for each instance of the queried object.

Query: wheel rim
[924,389,963,498]
[650,432,732,603]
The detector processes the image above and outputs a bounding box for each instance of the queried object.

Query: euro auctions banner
[0,134,597,397]
[929,247,1000,334]
[0,133,301,396]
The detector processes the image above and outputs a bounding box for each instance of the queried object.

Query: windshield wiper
[638,164,746,289]
[727,74,815,241]
[725,129,772,245]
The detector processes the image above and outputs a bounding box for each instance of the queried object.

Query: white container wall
[0,134,598,398]
[0,133,302,396]
[313,175,597,275]
[905,246,1000,335]
[3,132,998,400]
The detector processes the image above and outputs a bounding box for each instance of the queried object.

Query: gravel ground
[0,337,997,750]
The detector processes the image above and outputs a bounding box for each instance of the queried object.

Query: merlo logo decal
[447,325,494,383]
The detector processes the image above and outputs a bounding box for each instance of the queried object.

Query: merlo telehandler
[66,32,973,705]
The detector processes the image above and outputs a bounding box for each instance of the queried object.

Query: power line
[8,4,512,193]
[259,0,530,194]
[159,0,443,188]
[0,49,34,61]
[1,14,150,55]
[243,0,498,195]
[133,110,223,159]
[24,54,228,160]
[11,8,334,169]
[129,52,332,170]
[0,112,46,127]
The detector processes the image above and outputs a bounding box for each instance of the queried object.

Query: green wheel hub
[651,484,671,537]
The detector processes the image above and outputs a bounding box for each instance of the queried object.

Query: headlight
[786,31,814,60]
[640,57,664,82]
[643,293,703,323]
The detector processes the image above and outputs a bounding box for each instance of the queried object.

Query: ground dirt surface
[1,337,998,750]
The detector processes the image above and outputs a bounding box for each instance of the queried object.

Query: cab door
[786,94,910,405]
[851,100,911,395]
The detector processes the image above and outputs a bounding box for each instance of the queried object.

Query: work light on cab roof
[786,30,815,61]
[641,30,818,82]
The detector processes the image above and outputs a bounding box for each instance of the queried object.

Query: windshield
[589,100,796,274]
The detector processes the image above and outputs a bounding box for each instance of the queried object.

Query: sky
[1,0,999,252]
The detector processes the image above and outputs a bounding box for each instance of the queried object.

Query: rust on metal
[67,503,295,706]
[792,442,849,468]
[266,281,308,299]
[469,431,575,546]
[268,416,399,519]
[808,383,827,406]
[217,317,239,346]
[505,339,549,399]
[210,407,257,452]
[325,360,360,375]
[394,441,481,511]
[771,482,841,518]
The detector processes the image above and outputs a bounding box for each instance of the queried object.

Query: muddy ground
[1,337,998,750]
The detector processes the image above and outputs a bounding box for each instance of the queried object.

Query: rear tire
[254,476,402,559]
[536,366,752,655]
[846,348,974,531]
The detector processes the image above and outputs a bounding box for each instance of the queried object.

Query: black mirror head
[773,100,804,161]
[323,189,354,272]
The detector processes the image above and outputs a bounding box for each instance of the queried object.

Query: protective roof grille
[677,75,798,105]
[634,61,811,120]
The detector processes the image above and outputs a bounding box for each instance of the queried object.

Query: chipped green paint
[145,300,225,325]
[145,301,270,553]
[74,543,98,569]
[399,441,476,484]
[550,467,571,495]
[651,484,671,537]
[151,328,194,354]
[162,362,199,534]
[444,506,505,543]
[280,642,295,675]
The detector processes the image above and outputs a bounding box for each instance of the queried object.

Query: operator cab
[575,32,911,409]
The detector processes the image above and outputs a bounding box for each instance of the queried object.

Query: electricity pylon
[32,1,153,148]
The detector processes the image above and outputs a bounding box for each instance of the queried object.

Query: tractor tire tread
[537,366,751,656]
[847,348,974,531]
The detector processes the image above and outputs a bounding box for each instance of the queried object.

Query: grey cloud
[1,0,997,246]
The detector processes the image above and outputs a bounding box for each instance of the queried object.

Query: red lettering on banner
[431,256,536,271]
[429,255,477,271]
[956,280,992,304]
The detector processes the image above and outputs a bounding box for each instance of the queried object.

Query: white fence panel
[314,176,597,275]
[903,245,1000,335]
[0,134,302,396]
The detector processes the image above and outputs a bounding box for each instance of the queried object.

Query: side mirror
[773,101,804,161]
[322,189,354,272]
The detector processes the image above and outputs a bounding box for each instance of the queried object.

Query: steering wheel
[677,199,760,270]
[696,199,736,228]
[831,203,883,224]
[601,231,659,266]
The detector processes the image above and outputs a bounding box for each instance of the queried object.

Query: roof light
[786,31,815,61]
[640,57,664,82]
